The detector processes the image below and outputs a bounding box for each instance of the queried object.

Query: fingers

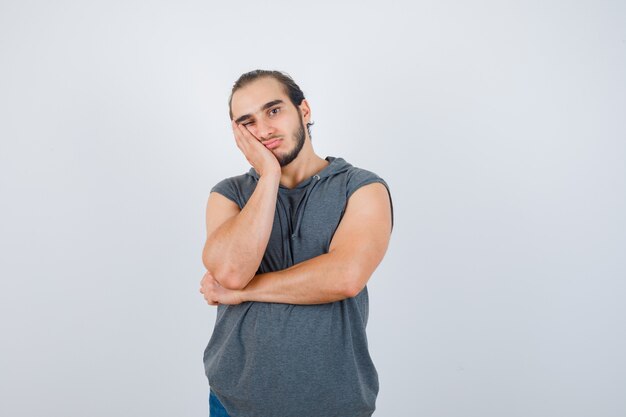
[232,121,254,157]
[232,121,265,155]
[200,286,218,306]
[200,272,218,306]
[232,121,247,146]
[232,120,258,142]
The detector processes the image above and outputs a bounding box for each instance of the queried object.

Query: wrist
[238,287,249,303]
[239,273,264,303]
[259,169,281,182]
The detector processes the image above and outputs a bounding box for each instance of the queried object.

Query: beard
[275,117,306,167]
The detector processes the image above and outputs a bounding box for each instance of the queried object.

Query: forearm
[240,251,357,305]
[203,174,280,289]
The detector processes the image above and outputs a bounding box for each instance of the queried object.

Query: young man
[199,70,394,417]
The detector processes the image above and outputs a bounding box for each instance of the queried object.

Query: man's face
[231,77,307,167]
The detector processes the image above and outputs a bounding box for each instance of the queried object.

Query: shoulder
[344,164,391,199]
[210,172,257,208]
[211,172,255,190]
[341,162,394,231]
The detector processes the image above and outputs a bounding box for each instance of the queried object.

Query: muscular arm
[241,251,354,304]
[238,182,393,305]
[202,173,280,290]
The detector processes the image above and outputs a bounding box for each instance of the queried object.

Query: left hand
[199,270,245,306]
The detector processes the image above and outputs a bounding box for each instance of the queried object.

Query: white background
[1,1,625,416]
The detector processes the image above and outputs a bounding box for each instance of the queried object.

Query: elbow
[202,245,249,290]
[205,268,247,290]
[345,283,362,299]
[202,259,247,290]
[218,273,248,291]
[344,269,367,299]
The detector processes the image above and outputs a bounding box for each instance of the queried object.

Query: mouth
[263,138,282,149]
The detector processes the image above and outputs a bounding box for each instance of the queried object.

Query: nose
[254,118,276,141]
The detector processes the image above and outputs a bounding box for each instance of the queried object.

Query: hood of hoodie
[245,156,352,238]
[245,155,351,184]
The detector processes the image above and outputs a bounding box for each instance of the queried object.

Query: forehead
[231,77,290,118]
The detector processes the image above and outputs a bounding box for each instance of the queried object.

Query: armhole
[347,177,394,233]
[210,180,241,209]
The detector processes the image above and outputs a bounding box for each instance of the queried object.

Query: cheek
[249,126,261,139]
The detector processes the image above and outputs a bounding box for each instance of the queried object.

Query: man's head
[228,70,314,167]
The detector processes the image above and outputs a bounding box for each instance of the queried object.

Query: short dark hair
[228,69,314,139]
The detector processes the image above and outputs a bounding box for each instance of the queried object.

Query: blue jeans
[209,389,231,417]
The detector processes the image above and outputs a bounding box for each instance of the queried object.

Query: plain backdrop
[1,1,625,416]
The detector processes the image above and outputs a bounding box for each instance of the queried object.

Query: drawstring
[292,174,321,238]
[275,174,322,267]
[275,195,293,267]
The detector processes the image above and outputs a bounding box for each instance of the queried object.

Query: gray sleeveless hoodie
[203,156,394,417]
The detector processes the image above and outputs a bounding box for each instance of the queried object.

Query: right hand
[232,120,281,178]
[199,270,245,306]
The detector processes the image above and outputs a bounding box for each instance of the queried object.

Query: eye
[269,107,280,116]
[242,121,254,126]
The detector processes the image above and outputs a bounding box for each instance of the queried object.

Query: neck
[279,146,328,189]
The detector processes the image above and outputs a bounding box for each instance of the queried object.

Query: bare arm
[202,174,280,290]
[240,251,355,304]
[202,121,281,290]
[200,182,393,305]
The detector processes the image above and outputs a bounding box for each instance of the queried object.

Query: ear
[298,99,312,123]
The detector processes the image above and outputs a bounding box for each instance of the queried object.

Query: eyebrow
[234,99,285,124]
